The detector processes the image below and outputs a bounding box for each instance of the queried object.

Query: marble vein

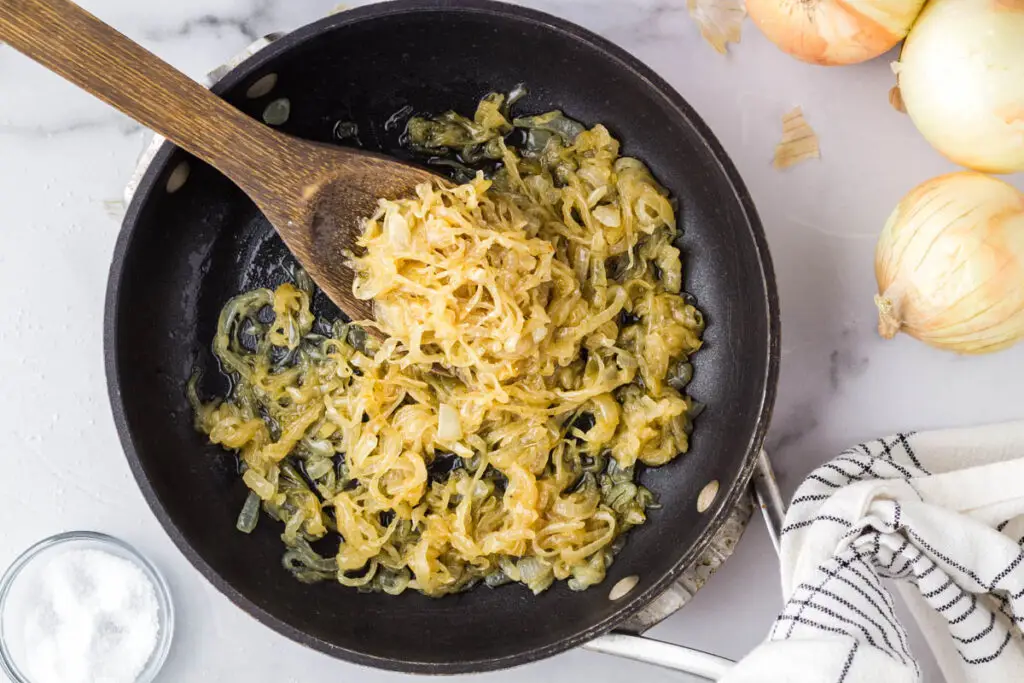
[140,0,273,44]
[829,326,871,392]
[0,116,141,139]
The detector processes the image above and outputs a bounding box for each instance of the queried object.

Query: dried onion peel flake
[888,85,906,114]
[773,107,820,170]
[686,0,746,54]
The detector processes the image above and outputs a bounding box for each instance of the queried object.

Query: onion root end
[875,294,903,340]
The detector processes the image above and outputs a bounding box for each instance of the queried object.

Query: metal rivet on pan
[245,73,278,99]
[697,480,719,513]
[608,575,639,601]
[165,161,190,194]
[263,98,291,126]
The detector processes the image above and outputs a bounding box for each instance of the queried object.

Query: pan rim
[103,0,780,674]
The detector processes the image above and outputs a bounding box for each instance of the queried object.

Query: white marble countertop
[1,1,1022,682]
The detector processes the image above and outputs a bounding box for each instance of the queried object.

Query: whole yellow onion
[746,0,926,66]
[875,172,1024,354]
[897,0,1024,174]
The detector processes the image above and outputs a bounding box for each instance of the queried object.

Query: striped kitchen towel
[723,422,1024,683]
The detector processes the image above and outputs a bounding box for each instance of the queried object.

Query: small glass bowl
[0,531,174,683]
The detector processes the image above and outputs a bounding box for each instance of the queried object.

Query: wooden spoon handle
[0,0,293,195]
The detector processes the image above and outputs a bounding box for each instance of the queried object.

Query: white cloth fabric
[722,422,1024,683]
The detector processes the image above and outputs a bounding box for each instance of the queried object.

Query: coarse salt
[21,548,160,683]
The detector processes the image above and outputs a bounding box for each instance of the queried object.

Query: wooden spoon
[0,0,440,326]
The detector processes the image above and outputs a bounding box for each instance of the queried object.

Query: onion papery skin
[747,0,926,66]
[874,172,1024,354]
[898,0,1024,174]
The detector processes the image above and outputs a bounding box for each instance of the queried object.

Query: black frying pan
[104,0,779,674]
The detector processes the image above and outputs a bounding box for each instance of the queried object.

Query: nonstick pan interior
[105,0,778,673]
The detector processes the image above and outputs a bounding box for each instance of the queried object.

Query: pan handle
[752,449,785,553]
[583,450,784,680]
[583,633,734,679]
